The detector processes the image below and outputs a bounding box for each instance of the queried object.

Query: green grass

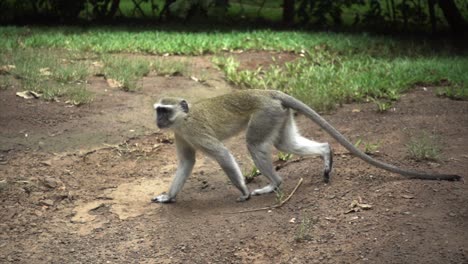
[437,86,468,100]
[151,59,190,76]
[2,26,462,57]
[243,165,260,183]
[100,56,190,91]
[102,56,151,91]
[1,49,93,104]
[354,138,380,154]
[1,26,466,108]
[0,75,13,90]
[214,53,468,111]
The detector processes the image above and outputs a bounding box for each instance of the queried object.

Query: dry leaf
[29,91,42,98]
[16,91,41,99]
[190,76,199,82]
[106,78,123,89]
[401,194,415,199]
[352,109,361,113]
[0,64,16,74]
[345,197,373,214]
[39,67,52,76]
[65,100,80,106]
[357,203,372,210]
[92,61,104,67]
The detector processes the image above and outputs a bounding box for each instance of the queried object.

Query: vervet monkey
[151,90,461,203]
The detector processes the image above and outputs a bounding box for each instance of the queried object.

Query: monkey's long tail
[275,91,462,181]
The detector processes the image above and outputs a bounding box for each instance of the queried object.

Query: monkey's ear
[180,100,189,113]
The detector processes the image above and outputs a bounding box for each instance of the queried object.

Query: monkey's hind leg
[246,110,285,196]
[274,113,333,182]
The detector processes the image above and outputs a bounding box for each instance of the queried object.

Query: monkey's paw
[236,194,250,202]
[151,193,175,203]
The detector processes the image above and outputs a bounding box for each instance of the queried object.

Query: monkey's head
[153,98,189,129]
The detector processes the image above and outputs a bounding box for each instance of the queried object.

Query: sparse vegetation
[406,132,441,161]
[294,215,316,242]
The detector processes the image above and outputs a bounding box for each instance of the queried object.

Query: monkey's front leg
[152,137,196,203]
[207,147,250,202]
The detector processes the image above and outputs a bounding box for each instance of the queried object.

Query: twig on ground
[231,178,303,214]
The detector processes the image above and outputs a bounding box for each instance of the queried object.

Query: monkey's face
[155,106,173,129]
[154,98,189,129]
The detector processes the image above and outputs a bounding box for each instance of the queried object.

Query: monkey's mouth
[157,121,170,129]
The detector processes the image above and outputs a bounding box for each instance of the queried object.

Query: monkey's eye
[157,107,170,115]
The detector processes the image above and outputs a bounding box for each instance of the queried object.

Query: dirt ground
[0,52,467,264]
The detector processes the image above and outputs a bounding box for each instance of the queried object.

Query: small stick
[232,178,304,214]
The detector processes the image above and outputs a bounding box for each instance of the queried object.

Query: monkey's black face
[156,107,173,129]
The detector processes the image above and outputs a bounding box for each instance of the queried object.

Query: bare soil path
[0,53,467,263]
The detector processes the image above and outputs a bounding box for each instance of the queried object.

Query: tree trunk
[427,0,436,34]
[437,0,466,34]
[283,0,295,26]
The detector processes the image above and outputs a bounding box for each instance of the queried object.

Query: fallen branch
[232,178,303,214]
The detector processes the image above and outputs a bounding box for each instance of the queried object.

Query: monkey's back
[182,90,277,141]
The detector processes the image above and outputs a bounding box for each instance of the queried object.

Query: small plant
[243,166,260,183]
[212,56,242,85]
[355,138,380,154]
[406,132,441,161]
[278,151,293,161]
[274,188,285,204]
[294,215,315,242]
[371,98,392,113]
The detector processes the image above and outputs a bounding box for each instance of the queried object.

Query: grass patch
[406,132,441,161]
[214,52,468,111]
[151,59,189,76]
[100,56,189,91]
[437,86,468,100]
[1,26,463,57]
[1,26,466,108]
[53,62,89,83]
[2,49,94,104]
[102,56,151,91]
